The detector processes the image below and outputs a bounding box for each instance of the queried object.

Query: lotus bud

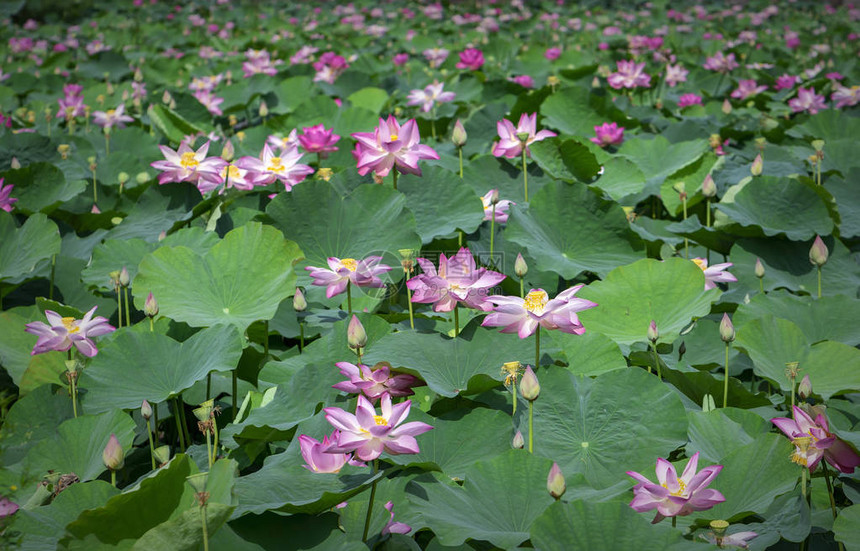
[514,253,528,278]
[721,98,732,114]
[292,288,307,312]
[512,430,525,449]
[119,266,130,288]
[451,119,467,146]
[91,204,101,214]
[809,235,828,266]
[220,139,234,162]
[136,171,150,184]
[719,313,735,343]
[158,231,166,241]
[347,315,367,351]
[117,172,129,186]
[259,101,269,118]
[798,374,812,400]
[547,462,566,499]
[102,434,125,471]
[144,292,158,317]
[750,154,763,176]
[162,90,172,104]
[10,157,20,169]
[754,258,765,279]
[701,173,716,198]
[516,131,530,143]
[141,400,152,420]
[520,366,540,401]
[647,320,659,343]
[673,181,687,201]
[153,445,171,466]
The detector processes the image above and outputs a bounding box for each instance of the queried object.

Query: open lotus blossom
[299,431,357,473]
[193,90,224,116]
[591,122,625,147]
[151,141,226,187]
[333,361,421,402]
[0,179,17,212]
[235,144,314,191]
[788,87,827,114]
[406,81,456,112]
[407,248,506,312]
[351,116,439,177]
[607,60,651,89]
[692,258,737,290]
[481,189,515,223]
[626,452,726,524]
[703,51,739,73]
[306,256,392,298]
[703,530,758,549]
[267,129,299,153]
[730,79,768,100]
[298,124,340,155]
[323,394,433,461]
[482,285,597,338]
[491,112,557,158]
[382,501,411,535]
[197,163,255,195]
[25,306,115,357]
[774,74,799,91]
[771,405,860,473]
[664,64,689,87]
[56,83,87,119]
[0,497,18,519]
[92,104,134,130]
[423,47,450,68]
[678,93,703,108]
[456,48,484,70]
[832,85,860,109]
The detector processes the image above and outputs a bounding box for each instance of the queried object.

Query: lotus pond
[1,0,860,549]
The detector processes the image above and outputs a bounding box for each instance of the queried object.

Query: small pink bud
[520,366,540,401]
[512,430,525,449]
[750,154,763,176]
[141,400,152,420]
[547,462,566,499]
[221,139,234,162]
[647,320,659,343]
[293,288,307,312]
[144,292,158,317]
[102,433,124,471]
[701,173,716,198]
[451,119,467,146]
[754,258,765,279]
[798,374,812,400]
[809,235,828,267]
[719,313,735,343]
[119,266,130,287]
[514,253,528,278]
[347,315,367,350]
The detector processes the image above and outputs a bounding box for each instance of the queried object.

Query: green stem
[153,407,159,445]
[299,321,304,352]
[672,516,677,528]
[123,287,131,327]
[392,170,398,191]
[490,205,495,260]
[535,328,540,368]
[92,169,98,205]
[801,466,807,500]
[528,400,534,453]
[347,281,352,316]
[179,397,192,450]
[212,421,219,463]
[453,305,459,338]
[817,266,822,299]
[724,342,730,408]
[791,382,796,411]
[406,287,414,330]
[111,470,116,488]
[116,288,123,329]
[682,197,689,259]
[822,462,839,521]
[70,370,78,418]
[512,381,517,416]
[173,397,186,451]
[519,278,524,299]
[651,342,661,380]
[759,277,764,294]
[105,132,110,156]
[205,427,213,469]
[705,198,711,227]
[362,459,379,542]
[201,504,209,551]
[522,149,529,202]
[149,317,154,331]
[458,231,463,247]
[458,146,463,178]
[232,371,238,422]
[206,373,211,401]
[146,418,156,471]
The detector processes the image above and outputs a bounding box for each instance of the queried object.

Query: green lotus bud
[754,258,765,279]
[512,430,524,449]
[647,320,659,343]
[721,99,732,114]
[119,266,130,288]
[809,235,828,267]
[259,101,268,118]
[141,400,152,420]
[451,119,467,146]
[719,313,735,343]
[547,462,566,500]
[144,292,158,317]
[102,434,125,471]
[750,154,763,176]
[292,288,307,312]
[520,366,540,401]
[10,157,20,169]
[514,253,528,278]
[701,173,716,198]
[347,315,367,351]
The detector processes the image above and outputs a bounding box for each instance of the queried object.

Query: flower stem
[822,462,839,520]
[512,380,517,417]
[528,400,534,453]
[123,287,131,327]
[453,305,459,338]
[672,516,677,528]
[801,465,807,500]
[490,205,496,260]
[206,373,211,401]
[759,277,764,294]
[458,146,463,178]
[519,278,524,299]
[705,198,711,227]
[522,149,529,202]
[817,266,822,299]
[116,288,123,329]
[299,321,304,352]
[70,370,78,418]
[406,286,414,330]
[205,426,213,469]
[105,132,110,156]
[362,459,379,542]
[392,170,398,191]
[723,342,730,408]
[92,168,98,205]
[149,317,154,332]
[174,397,187,451]
[535,328,540,368]
[200,503,210,551]
[146,418,156,470]
[650,342,661,380]
[682,196,689,259]
[347,281,352,316]
[111,470,116,488]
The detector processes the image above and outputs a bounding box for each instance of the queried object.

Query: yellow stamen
[390,134,399,141]
[267,157,284,172]
[341,258,358,272]
[106,109,116,116]
[61,317,80,334]
[523,290,549,315]
[180,151,199,170]
[692,258,707,271]
[221,165,241,179]
[373,415,387,426]
[661,477,687,497]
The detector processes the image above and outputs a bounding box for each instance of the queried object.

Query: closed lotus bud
[512,430,525,449]
[144,292,158,317]
[798,374,812,400]
[347,315,367,350]
[10,157,20,169]
[117,172,130,185]
[259,101,269,118]
[647,320,659,343]
[750,154,763,176]
[102,434,125,471]
[162,90,172,104]
[158,231,166,241]
[136,171,150,184]
[293,288,307,312]
[221,139,234,162]
[547,462,566,499]
[520,366,540,401]
[719,313,735,343]
[141,400,152,420]
[721,98,732,114]
[119,266,130,287]
[701,173,716,198]
[754,258,765,279]
[451,119,467,146]
[514,253,528,278]
[809,235,828,267]
[488,188,500,205]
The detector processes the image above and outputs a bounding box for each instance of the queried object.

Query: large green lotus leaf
[80,325,243,413]
[505,180,644,279]
[147,104,206,144]
[25,410,135,482]
[576,258,719,347]
[541,86,613,136]
[734,316,807,392]
[549,330,627,377]
[101,191,191,243]
[0,306,44,387]
[729,236,860,298]
[657,364,772,409]
[716,176,833,240]
[660,153,718,216]
[695,433,798,522]
[835,504,860,551]
[826,173,860,238]
[461,154,552,205]
[0,162,86,213]
[672,318,746,370]
[0,211,60,283]
[228,511,365,551]
[0,384,73,467]
[133,222,302,330]
[589,157,647,202]
[733,291,860,347]
[407,450,555,548]
[266,178,420,270]
[346,87,389,114]
[385,408,514,480]
[617,136,708,192]
[361,325,534,398]
[529,500,702,551]
[515,367,687,488]
[132,503,233,551]
[399,166,484,243]
[803,341,860,400]
[686,409,771,464]
[529,138,601,183]
[53,255,117,316]
[787,109,860,143]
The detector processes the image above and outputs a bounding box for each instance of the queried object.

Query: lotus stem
[299,321,305,352]
[528,400,534,453]
[801,465,807,500]
[651,342,662,380]
[68,350,78,418]
[759,277,764,294]
[406,286,415,330]
[392,170,398,191]
[458,146,463,178]
[212,421,219,463]
[149,317,154,332]
[512,380,517,417]
[232,371,238,422]
[92,168,98,205]
[174,397,186,451]
[111,470,116,488]
[146,418,156,470]
[522,149,529,202]
[116,288,123,329]
[705,198,711,227]
[535,328,540,368]
[672,516,677,528]
[817,266,822,299]
[205,373,211,401]
[519,278,524,299]
[682,195,689,259]
[490,204,496,260]
[362,459,379,542]
[49,255,56,300]
[200,501,209,551]
[123,287,131,327]
[105,132,110,156]
[153,407,159,444]
[723,342,730,408]
[205,425,213,469]
[347,281,352,316]
[453,305,459,338]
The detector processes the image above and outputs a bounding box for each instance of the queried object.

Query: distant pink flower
[242,49,279,77]
[333,361,421,402]
[305,256,392,298]
[0,496,18,519]
[664,64,688,87]
[56,83,87,119]
[730,79,768,100]
[235,144,314,191]
[456,48,484,70]
[266,129,299,154]
[626,452,725,524]
[704,530,758,549]
[299,432,352,473]
[832,85,860,109]
[382,501,411,535]
[407,248,506,312]
[393,53,409,66]
[290,45,318,65]
[406,82,456,112]
[481,189,515,223]
[351,116,439,177]
[591,122,625,147]
[691,258,737,290]
[0,179,17,212]
[607,60,651,89]
[773,74,799,91]
[313,51,349,84]
[678,93,703,108]
[298,124,340,155]
[482,286,597,338]
[545,47,561,60]
[826,72,845,81]
[423,47,449,68]
[193,91,224,116]
[772,406,860,473]
[703,52,738,73]
[511,75,534,88]
[785,29,800,50]
[25,306,115,357]
[788,87,827,114]
[151,141,225,187]
[491,112,556,158]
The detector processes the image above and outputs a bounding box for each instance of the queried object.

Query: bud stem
[650,342,662,380]
[519,278,524,299]
[123,287,131,327]
[705,198,711,228]
[111,470,116,488]
[522,149,529,202]
[490,204,496,261]
[535,328,541,368]
[453,304,460,338]
[392,170,398,191]
[512,380,517,417]
[117,287,123,329]
[174,397,187,451]
[528,399,535,453]
[458,146,463,179]
[817,266,822,299]
[723,342,730,408]
[146,418,156,471]
[347,281,352,317]
[299,321,305,352]
[362,459,379,542]
[406,287,415,330]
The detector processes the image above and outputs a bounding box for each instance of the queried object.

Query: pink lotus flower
[298,124,340,155]
[406,82,456,112]
[333,361,421,402]
[481,189,515,223]
[56,83,86,119]
[730,80,768,100]
[267,129,299,154]
[607,60,651,90]
[235,144,314,191]
[92,104,134,130]
[323,394,433,461]
[663,64,689,88]
[312,51,349,84]
[491,113,556,159]
[832,85,860,109]
[703,52,739,73]
[678,94,703,108]
[545,47,561,60]
[482,286,597,338]
[382,501,411,535]
[193,91,224,116]
[456,48,484,70]
[25,306,115,357]
[351,116,439,177]
[771,406,860,473]
[151,141,226,187]
[407,248,506,312]
[626,452,725,524]
[691,258,737,290]
[422,47,449,68]
[511,75,534,88]
[0,497,18,519]
[197,163,256,195]
[591,122,625,147]
[305,256,392,298]
[0,179,17,212]
[773,74,798,91]
[299,431,352,473]
[704,530,758,549]
[789,87,827,114]
[393,53,409,66]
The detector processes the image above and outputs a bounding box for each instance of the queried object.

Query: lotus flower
[691,258,737,290]
[333,361,421,402]
[406,82,456,112]
[789,87,827,114]
[0,179,17,212]
[456,48,484,70]
[664,64,688,87]
[491,113,556,159]
[406,248,506,312]
[235,144,314,191]
[351,116,439,177]
[92,104,134,130]
[323,394,433,461]
[481,189,515,223]
[591,122,624,147]
[305,256,392,298]
[771,406,860,473]
[607,60,651,89]
[730,80,768,101]
[703,52,739,73]
[678,94,703,108]
[25,306,115,357]
[299,431,352,473]
[150,141,226,187]
[626,452,725,523]
[298,124,340,155]
[382,501,411,535]
[481,286,597,338]
[0,497,18,519]
[266,129,299,154]
[774,74,799,91]
[832,85,860,109]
